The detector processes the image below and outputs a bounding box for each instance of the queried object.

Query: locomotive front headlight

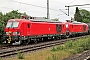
[6,32,9,35]
[17,32,20,35]
[13,32,20,35]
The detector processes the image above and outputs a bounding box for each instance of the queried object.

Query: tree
[52,18,59,21]
[0,10,28,43]
[0,10,27,36]
[79,9,90,23]
[0,12,4,35]
[43,17,48,19]
[74,7,82,22]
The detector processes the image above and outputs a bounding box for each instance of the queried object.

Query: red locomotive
[3,16,89,44]
[64,21,88,37]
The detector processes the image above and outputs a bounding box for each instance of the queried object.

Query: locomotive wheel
[34,40,37,44]
[19,40,23,45]
[56,36,61,40]
[26,39,30,44]
[42,38,43,41]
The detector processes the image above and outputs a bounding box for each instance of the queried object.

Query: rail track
[0,35,88,58]
[64,50,90,60]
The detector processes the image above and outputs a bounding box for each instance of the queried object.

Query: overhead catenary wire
[50,0,65,5]
[79,7,90,10]
[59,9,68,16]
[65,4,90,16]
[0,6,62,19]
[10,0,60,11]
[0,6,58,16]
[0,6,13,9]
[0,6,45,14]
[9,0,70,17]
[67,0,77,5]
[1,0,74,19]
[65,4,90,7]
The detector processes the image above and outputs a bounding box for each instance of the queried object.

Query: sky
[0,0,90,22]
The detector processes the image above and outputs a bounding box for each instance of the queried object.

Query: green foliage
[52,54,58,60]
[51,18,59,21]
[82,18,90,23]
[0,57,2,60]
[51,45,65,52]
[46,56,51,60]
[17,52,24,59]
[80,9,90,19]
[74,47,84,54]
[56,45,64,50]
[74,7,82,22]
[0,10,27,36]
[80,39,90,50]
[0,12,4,35]
[43,17,48,19]
[79,9,90,23]
[51,35,90,55]
[65,40,73,48]
[46,54,59,60]
[51,47,57,51]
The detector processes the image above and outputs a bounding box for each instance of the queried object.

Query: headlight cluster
[13,32,20,35]
[6,32,9,35]
[6,32,20,35]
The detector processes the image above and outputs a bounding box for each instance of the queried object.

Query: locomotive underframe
[4,34,63,44]
[3,31,88,44]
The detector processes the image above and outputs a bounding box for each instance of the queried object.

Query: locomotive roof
[66,20,87,24]
[29,19,61,23]
[72,22,87,25]
[8,19,62,23]
[66,21,86,24]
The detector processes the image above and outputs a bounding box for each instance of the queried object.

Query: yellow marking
[7,31,12,43]
[9,31,12,34]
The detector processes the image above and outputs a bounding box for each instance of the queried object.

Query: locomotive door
[56,24,62,33]
[27,23,30,35]
[22,23,30,36]
[83,25,86,32]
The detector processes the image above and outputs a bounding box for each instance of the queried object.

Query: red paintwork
[5,19,88,37]
[70,23,88,33]
[5,19,66,36]
[63,22,88,34]
[30,22,56,35]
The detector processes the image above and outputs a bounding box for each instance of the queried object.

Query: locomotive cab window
[6,21,19,28]
[12,22,19,28]
[6,22,12,28]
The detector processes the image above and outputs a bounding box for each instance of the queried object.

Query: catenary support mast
[47,0,49,19]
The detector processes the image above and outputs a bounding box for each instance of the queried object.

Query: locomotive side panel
[19,20,31,36]
[30,22,57,36]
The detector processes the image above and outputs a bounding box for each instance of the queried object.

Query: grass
[0,44,5,46]
[17,52,24,59]
[3,48,70,60]
[0,57,2,60]
[3,35,90,60]
[51,35,90,54]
